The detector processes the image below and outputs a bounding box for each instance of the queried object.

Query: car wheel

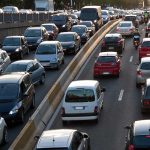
[39,74,45,84]
[19,109,24,123]
[136,83,141,88]
[116,73,120,78]
[2,127,8,144]
[30,95,35,109]
[19,52,23,59]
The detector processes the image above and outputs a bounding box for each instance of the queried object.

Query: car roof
[5,35,24,38]
[105,33,121,37]
[68,80,99,89]
[39,41,59,45]
[41,23,56,26]
[72,25,87,28]
[0,73,27,84]
[143,38,150,42]
[141,57,150,63]
[36,129,76,148]
[134,120,150,136]
[119,21,132,24]
[98,52,118,57]
[82,6,101,9]
[27,27,44,30]
[58,32,76,35]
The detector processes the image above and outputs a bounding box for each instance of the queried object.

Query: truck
[35,0,54,11]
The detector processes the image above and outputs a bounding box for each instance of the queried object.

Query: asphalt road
[47,24,150,150]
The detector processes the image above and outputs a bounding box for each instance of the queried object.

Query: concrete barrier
[9,19,121,150]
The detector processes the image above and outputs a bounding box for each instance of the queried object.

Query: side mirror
[101,88,106,92]
[124,126,131,130]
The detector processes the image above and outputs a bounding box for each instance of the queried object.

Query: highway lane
[1,52,75,149]
[47,24,150,150]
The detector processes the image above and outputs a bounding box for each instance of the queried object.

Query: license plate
[75,106,84,110]
[109,47,114,50]
[103,72,110,75]
[41,62,49,66]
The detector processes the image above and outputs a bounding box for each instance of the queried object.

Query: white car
[0,116,8,145]
[35,129,90,150]
[2,6,19,13]
[116,21,135,36]
[61,80,106,124]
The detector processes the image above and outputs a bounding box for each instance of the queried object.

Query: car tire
[30,95,35,109]
[136,83,141,88]
[39,74,45,84]
[19,52,23,59]
[2,127,8,144]
[19,109,24,123]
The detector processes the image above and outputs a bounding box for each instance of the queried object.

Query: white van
[61,80,106,124]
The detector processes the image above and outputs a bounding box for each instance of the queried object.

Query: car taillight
[61,107,65,115]
[128,144,134,150]
[145,135,150,138]
[94,106,98,113]
[143,100,150,105]
[137,70,142,76]
[116,28,119,32]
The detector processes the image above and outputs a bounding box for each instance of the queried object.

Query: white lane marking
[129,56,133,62]
[118,89,124,101]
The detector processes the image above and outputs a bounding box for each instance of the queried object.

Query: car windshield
[71,27,86,34]
[98,56,116,63]
[0,83,19,100]
[80,8,98,20]
[36,44,56,54]
[102,11,108,15]
[65,88,95,102]
[140,62,150,70]
[80,22,92,27]
[142,41,150,47]
[118,23,131,27]
[105,37,119,42]
[124,16,136,21]
[5,64,27,72]
[3,38,20,46]
[24,29,41,37]
[42,25,53,31]
[133,135,150,148]
[56,34,74,42]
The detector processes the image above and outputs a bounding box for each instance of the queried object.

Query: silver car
[136,57,150,87]
[116,21,135,36]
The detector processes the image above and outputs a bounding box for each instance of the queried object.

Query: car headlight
[50,58,57,63]
[62,25,66,28]
[15,48,20,52]
[9,102,22,115]
[37,38,42,44]
[93,20,97,23]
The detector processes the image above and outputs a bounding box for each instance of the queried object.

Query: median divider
[9,19,121,150]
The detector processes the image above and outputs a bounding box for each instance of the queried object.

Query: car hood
[2,46,20,51]
[0,100,17,113]
[25,37,41,43]
[35,54,57,61]
[52,21,65,26]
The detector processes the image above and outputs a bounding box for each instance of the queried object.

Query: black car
[24,26,49,50]
[71,25,90,45]
[56,32,81,54]
[2,36,29,59]
[101,33,125,54]
[125,120,150,150]
[0,73,35,123]
[51,13,72,32]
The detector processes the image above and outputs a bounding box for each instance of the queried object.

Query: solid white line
[129,56,133,62]
[118,89,124,101]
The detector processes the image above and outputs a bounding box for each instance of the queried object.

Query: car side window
[96,85,101,99]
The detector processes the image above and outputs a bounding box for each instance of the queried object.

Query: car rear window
[124,16,136,21]
[97,56,116,63]
[65,88,95,102]
[105,37,119,42]
[140,62,150,70]
[36,44,56,54]
[118,23,131,27]
[142,41,150,47]
[133,135,150,148]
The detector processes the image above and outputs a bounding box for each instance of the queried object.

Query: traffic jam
[0,4,150,150]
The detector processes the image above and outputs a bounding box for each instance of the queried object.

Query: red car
[138,38,150,61]
[93,52,121,78]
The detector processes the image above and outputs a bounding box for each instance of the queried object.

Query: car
[109,10,116,20]
[24,26,49,50]
[102,10,110,24]
[93,52,121,78]
[79,21,96,37]
[0,49,11,74]
[2,6,19,13]
[41,23,59,40]
[0,116,8,145]
[35,129,90,150]
[35,41,64,69]
[124,14,139,28]
[138,38,150,61]
[51,13,72,32]
[116,21,135,37]
[71,25,90,45]
[136,57,150,87]
[61,80,106,123]
[145,21,150,37]
[0,72,35,123]
[141,79,150,113]
[69,14,79,25]
[125,120,150,149]
[4,59,45,85]
[56,32,81,54]
[2,36,29,59]
[101,33,125,54]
